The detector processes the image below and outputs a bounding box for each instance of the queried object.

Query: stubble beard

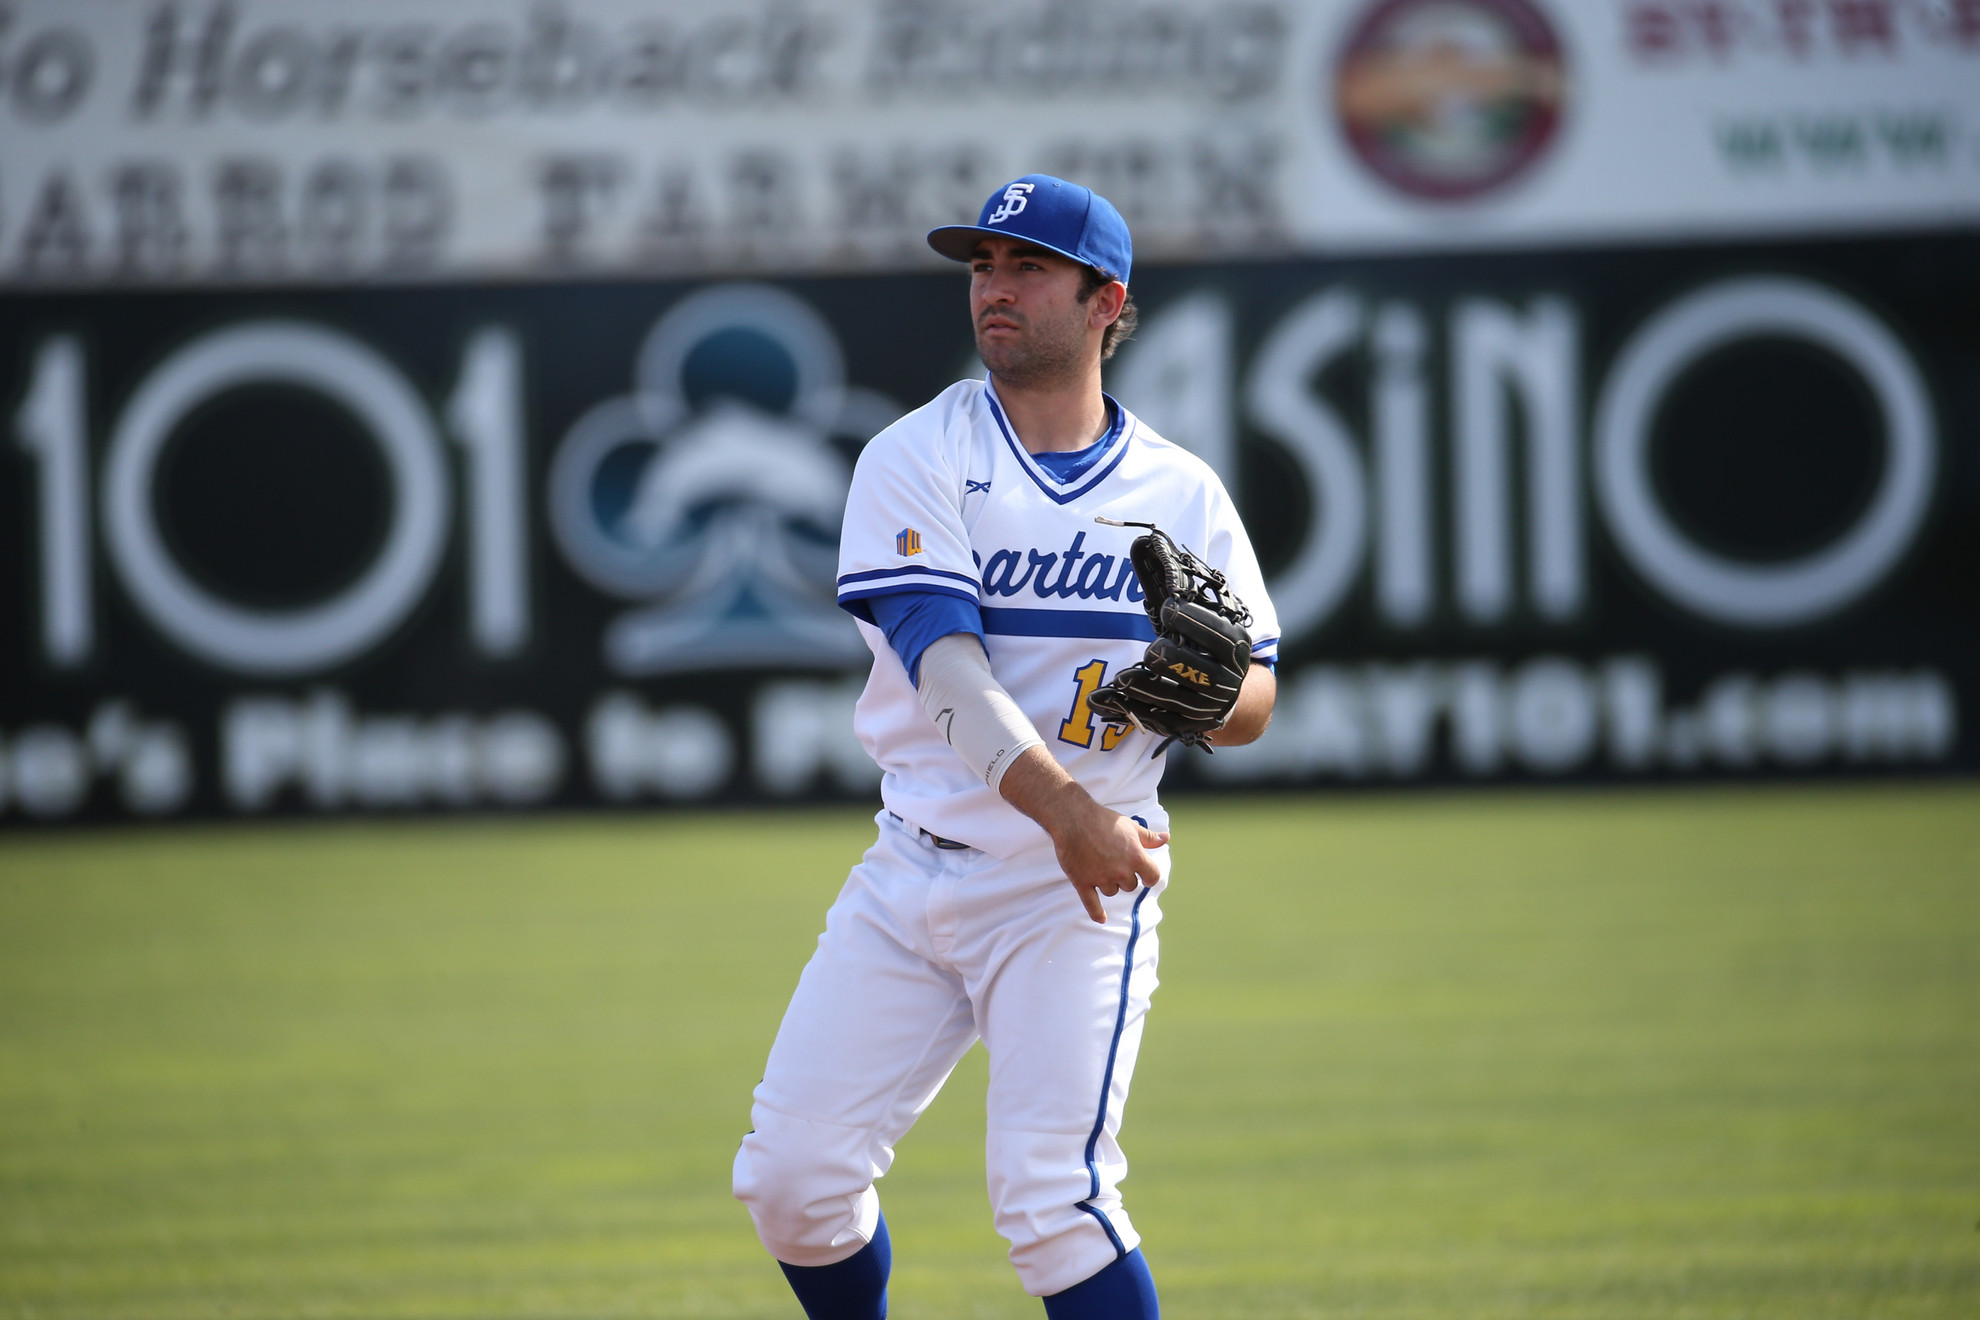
[976,307,1089,391]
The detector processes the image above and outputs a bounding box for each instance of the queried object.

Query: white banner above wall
[1,0,1976,286]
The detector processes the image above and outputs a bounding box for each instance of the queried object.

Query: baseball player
[732,175,1279,1319]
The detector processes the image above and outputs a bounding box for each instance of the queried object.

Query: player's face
[969,238,1096,387]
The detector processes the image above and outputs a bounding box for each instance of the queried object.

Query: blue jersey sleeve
[867,590,987,687]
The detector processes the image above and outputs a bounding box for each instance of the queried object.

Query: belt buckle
[891,811,969,851]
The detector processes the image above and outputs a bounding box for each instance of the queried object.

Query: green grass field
[2,784,1976,1318]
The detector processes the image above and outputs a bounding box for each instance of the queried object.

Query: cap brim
[925,225,1097,273]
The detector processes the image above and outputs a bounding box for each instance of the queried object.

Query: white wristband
[915,633,1045,792]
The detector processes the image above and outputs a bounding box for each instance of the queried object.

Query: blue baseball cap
[927,174,1132,285]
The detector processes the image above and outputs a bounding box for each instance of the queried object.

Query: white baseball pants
[733,809,1168,1298]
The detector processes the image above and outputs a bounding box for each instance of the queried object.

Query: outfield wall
[2,0,1975,821]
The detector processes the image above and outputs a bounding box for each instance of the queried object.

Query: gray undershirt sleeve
[914,633,1046,792]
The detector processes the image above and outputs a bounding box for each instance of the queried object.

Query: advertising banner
[3,229,1974,822]
[2,0,1976,288]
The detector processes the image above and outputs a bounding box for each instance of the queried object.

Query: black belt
[890,812,971,850]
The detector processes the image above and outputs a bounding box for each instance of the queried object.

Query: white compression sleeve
[915,633,1045,793]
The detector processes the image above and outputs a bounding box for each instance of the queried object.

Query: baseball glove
[1087,519,1253,754]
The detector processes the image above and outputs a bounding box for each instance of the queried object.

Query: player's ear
[1090,280,1127,328]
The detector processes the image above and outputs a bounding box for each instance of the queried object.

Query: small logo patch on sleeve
[896,528,923,556]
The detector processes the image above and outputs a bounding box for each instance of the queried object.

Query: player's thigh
[756,838,979,1135]
[971,857,1168,1136]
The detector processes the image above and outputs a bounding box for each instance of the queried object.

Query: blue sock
[777,1214,890,1320]
[1042,1249,1159,1320]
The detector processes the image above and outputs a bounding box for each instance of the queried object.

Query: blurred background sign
[2,0,1977,280]
[2,0,1975,821]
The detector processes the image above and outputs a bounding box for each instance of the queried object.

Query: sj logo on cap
[987,182,1034,225]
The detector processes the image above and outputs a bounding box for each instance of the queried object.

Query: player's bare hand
[998,745,1169,922]
[1056,809,1169,923]
[998,749,1166,920]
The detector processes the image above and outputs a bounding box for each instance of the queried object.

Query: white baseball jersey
[836,378,1279,857]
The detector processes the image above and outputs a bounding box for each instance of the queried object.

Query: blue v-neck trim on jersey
[1031,399,1120,485]
[982,381,1133,505]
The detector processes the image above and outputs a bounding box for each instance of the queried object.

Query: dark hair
[1077,264,1137,361]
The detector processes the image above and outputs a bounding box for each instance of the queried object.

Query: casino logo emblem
[548,284,902,675]
[1332,0,1566,203]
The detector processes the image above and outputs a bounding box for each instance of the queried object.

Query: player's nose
[976,261,1022,299]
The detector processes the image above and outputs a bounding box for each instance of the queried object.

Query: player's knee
[732,1109,882,1265]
